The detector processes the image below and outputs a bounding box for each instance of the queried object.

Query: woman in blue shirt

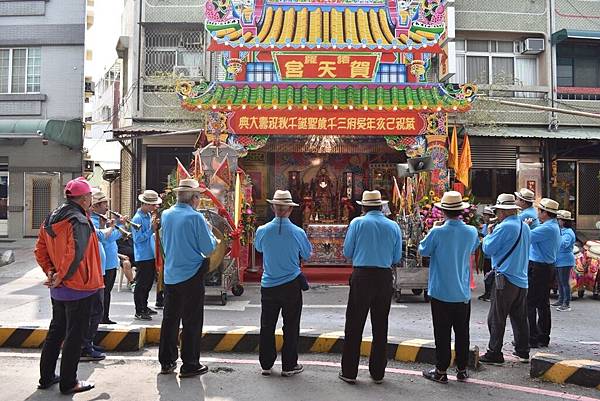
[554,210,576,312]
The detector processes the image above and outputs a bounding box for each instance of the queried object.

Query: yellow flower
[434,197,440,202]
[429,190,436,197]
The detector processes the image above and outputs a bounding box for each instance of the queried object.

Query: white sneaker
[281,364,304,377]
[261,369,272,376]
[557,305,571,312]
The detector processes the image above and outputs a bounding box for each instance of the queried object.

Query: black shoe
[456,369,469,382]
[179,364,209,378]
[512,351,529,363]
[101,319,117,325]
[338,371,356,384]
[479,352,504,365]
[145,307,158,315]
[478,294,491,302]
[135,313,152,321]
[281,364,304,377]
[60,380,95,395]
[92,344,105,353]
[422,368,448,384]
[38,375,60,390]
[160,362,177,374]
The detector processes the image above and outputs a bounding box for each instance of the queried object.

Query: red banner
[273,52,381,82]
[229,109,425,136]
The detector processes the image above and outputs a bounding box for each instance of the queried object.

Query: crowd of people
[32,176,577,394]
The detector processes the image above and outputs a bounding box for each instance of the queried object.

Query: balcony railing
[557,86,600,101]
[143,0,204,24]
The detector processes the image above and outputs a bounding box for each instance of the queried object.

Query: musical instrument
[109,210,142,230]
[92,212,132,238]
[199,209,231,272]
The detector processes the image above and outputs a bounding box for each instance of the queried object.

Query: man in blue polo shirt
[527,198,561,348]
[131,189,162,320]
[419,191,479,384]
[515,188,540,229]
[339,190,402,385]
[255,189,312,377]
[480,194,531,364]
[158,179,217,378]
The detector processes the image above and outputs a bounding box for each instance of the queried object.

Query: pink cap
[64,177,93,197]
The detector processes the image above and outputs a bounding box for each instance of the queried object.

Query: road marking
[110,301,408,310]
[0,351,597,401]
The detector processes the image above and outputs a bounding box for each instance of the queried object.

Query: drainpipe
[547,0,557,197]
[136,0,143,112]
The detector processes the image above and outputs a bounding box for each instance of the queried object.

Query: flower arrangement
[239,203,256,246]
[419,191,482,231]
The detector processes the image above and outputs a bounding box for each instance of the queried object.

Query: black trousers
[103,268,117,321]
[487,278,529,356]
[527,261,553,346]
[430,297,471,372]
[83,290,104,351]
[482,258,493,297]
[134,259,156,314]
[341,268,393,381]
[39,296,93,392]
[158,266,206,372]
[259,276,303,371]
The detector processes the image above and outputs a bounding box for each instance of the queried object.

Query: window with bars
[451,39,539,97]
[0,48,41,94]
[144,29,204,76]
[376,64,406,83]
[246,63,275,82]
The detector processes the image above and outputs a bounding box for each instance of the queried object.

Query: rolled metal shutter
[470,144,517,169]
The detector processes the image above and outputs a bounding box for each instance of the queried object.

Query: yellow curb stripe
[395,339,432,362]
[360,338,372,357]
[100,331,128,350]
[214,328,256,352]
[0,328,16,346]
[22,329,47,348]
[275,329,284,352]
[146,327,161,345]
[543,362,579,384]
[310,331,345,353]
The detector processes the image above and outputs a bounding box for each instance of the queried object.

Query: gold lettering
[350,61,371,78]
[318,61,337,78]
[284,60,304,78]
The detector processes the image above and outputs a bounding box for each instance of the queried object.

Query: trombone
[92,212,132,238]
[109,210,142,230]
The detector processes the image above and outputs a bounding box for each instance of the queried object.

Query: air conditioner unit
[173,66,202,78]
[520,38,545,55]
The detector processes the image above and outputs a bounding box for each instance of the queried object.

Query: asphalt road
[1,350,599,401]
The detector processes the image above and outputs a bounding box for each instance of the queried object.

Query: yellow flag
[448,126,459,170]
[234,172,242,227]
[456,135,472,187]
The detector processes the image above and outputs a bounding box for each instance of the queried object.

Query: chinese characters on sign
[274,52,381,81]
[229,110,425,136]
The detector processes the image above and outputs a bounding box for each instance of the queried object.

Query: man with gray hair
[255,190,312,377]
[158,178,217,378]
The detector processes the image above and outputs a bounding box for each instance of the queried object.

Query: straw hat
[267,190,299,207]
[483,206,496,216]
[537,198,559,214]
[515,188,535,203]
[557,209,574,221]
[356,190,388,206]
[172,178,208,193]
[492,194,521,210]
[435,191,469,211]
[138,189,162,205]
[92,191,110,205]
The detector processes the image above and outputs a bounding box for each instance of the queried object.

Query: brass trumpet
[92,212,132,237]
[109,210,142,230]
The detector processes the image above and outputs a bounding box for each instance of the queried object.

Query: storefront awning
[0,119,83,149]
[551,29,600,44]
[468,126,600,140]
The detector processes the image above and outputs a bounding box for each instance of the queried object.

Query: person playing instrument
[131,190,162,320]
[34,177,103,395]
[480,194,531,365]
[158,179,217,378]
[339,190,402,385]
[90,191,127,324]
[515,188,540,229]
[255,190,312,377]
[553,210,576,312]
[419,191,479,384]
[526,198,561,348]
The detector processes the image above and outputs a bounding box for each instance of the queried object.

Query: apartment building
[0,0,86,238]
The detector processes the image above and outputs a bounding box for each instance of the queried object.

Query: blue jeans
[556,267,572,307]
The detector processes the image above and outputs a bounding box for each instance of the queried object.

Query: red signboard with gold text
[273,52,381,82]
[229,109,425,136]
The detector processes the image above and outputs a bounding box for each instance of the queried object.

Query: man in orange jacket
[34,177,104,395]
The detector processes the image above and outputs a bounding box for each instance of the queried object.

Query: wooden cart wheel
[578,289,585,299]
[232,284,244,296]
[221,292,228,306]
[412,289,423,295]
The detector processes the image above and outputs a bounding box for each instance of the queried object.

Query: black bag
[484,222,523,288]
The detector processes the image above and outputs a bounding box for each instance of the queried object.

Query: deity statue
[311,167,335,219]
